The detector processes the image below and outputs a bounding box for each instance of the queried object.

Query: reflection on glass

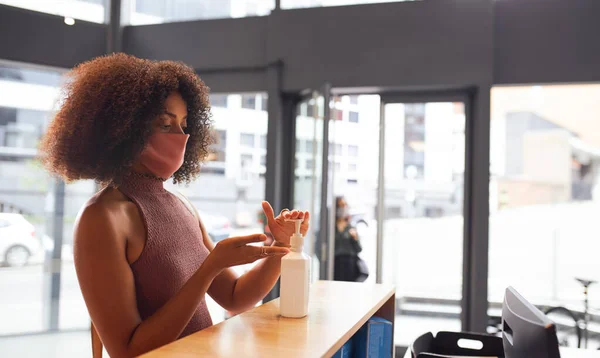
[294,95,324,279]
[382,101,465,345]
[129,0,275,25]
[329,95,380,285]
[489,85,600,347]
[0,0,107,23]
[281,0,416,10]
[169,92,269,322]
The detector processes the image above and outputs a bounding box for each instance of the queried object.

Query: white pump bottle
[280,219,311,318]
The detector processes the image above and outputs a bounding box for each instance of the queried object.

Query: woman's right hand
[204,234,289,273]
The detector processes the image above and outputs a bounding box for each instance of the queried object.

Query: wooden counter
[141,281,395,358]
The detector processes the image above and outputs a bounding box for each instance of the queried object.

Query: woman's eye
[160,125,171,130]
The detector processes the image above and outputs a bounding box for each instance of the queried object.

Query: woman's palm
[261,202,309,246]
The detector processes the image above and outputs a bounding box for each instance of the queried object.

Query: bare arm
[74,203,222,357]
[206,238,285,314]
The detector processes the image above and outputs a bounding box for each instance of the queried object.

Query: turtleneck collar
[119,171,166,193]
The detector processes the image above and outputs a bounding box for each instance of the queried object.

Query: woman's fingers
[282,209,304,221]
[301,211,310,227]
[265,202,310,227]
[303,211,310,223]
[213,231,293,268]
[291,210,304,220]
[252,246,289,257]
[299,211,310,235]
[262,201,277,228]
[229,233,267,246]
[283,210,294,220]
[236,246,289,266]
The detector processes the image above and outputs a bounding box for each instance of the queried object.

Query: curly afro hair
[39,53,213,185]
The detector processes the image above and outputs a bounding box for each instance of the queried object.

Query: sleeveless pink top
[118,174,213,338]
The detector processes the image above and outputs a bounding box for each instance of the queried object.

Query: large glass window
[128,0,275,25]
[0,63,98,334]
[381,100,465,346]
[0,62,81,335]
[489,84,600,347]
[281,0,416,10]
[0,0,107,23]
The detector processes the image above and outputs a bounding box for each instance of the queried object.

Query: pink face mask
[139,133,190,180]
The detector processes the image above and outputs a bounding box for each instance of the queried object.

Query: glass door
[293,92,326,280]
[291,90,470,347]
[379,96,467,346]
[328,94,382,283]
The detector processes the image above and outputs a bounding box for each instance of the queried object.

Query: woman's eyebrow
[163,110,177,119]
[163,110,188,120]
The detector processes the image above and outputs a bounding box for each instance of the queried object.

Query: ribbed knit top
[118,173,213,338]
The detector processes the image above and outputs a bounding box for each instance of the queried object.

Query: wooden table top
[141,281,395,358]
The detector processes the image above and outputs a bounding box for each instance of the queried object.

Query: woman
[39,54,309,358]
[333,196,364,282]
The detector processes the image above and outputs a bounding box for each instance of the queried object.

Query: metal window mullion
[376,99,386,284]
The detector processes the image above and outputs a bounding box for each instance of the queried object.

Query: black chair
[411,331,504,358]
[502,287,561,358]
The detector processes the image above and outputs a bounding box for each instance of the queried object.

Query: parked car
[0,213,41,267]
[198,211,233,242]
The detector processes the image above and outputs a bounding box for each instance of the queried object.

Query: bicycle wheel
[545,306,582,348]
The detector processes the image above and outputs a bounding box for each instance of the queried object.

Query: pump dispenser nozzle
[287,219,302,235]
[285,219,304,252]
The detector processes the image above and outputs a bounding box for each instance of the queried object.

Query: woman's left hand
[349,228,359,241]
[261,201,310,246]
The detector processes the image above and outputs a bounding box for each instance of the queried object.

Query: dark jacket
[334,224,362,257]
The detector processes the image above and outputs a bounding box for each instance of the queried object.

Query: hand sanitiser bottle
[280,219,310,318]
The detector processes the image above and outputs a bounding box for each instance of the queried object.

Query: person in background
[38,53,309,358]
[334,196,365,282]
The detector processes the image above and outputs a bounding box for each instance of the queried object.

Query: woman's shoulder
[73,187,143,274]
[75,187,137,240]
[85,186,134,214]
